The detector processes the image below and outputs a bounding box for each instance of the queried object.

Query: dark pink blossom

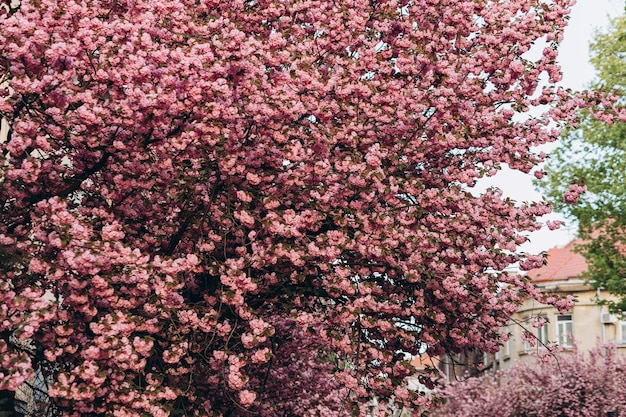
[432,344,626,417]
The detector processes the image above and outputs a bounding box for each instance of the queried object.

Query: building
[440,237,626,379]
[491,238,626,372]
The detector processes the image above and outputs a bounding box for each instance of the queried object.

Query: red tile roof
[526,239,588,283]
[410,354,439,370]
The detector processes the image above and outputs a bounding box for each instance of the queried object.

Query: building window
[556,314,573,347]
[504,326,511,357]
[523,316,548,351]
[619,313,626,344]
[537,318,549,346]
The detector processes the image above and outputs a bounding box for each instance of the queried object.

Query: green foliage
[539,11,626,312]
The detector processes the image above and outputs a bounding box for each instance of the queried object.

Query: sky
[478,0,624,254]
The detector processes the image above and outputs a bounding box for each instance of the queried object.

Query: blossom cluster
[431,344,626,417]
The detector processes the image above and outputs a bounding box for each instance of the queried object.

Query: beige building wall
[492,281,626,371]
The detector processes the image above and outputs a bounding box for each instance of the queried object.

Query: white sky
[477,0,624,254]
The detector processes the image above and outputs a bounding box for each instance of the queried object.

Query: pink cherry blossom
[563,183,587,204]
[432,344,626,417]
[0,0,609,415]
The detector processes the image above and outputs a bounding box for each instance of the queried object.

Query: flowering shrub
[0,0,604,415]
[431,344,626,417]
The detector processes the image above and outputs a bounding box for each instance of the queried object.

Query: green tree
[539,11,626,312]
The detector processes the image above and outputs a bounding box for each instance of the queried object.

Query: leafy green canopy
[540,11,626,312]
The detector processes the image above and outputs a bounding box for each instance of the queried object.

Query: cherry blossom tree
[0,0,598,415]
[431,344,626,417]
